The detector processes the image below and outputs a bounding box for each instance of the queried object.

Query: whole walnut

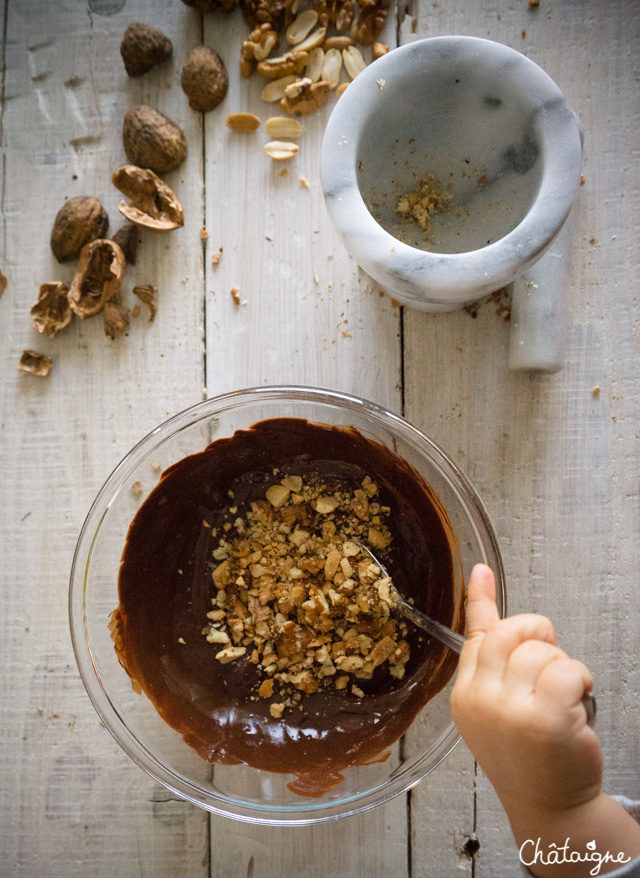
[120,23,172,77]
[122,105,187,173]
[50,196,109,263]
[181,46,228,112]
[181,0,237,12]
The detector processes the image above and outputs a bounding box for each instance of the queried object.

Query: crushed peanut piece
[395,175,452,241]
[130,481,143,499]
[231,287,242,305]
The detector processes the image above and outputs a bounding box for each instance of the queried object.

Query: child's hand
[450,564,601,818]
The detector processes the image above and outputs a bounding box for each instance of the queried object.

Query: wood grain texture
[0,0,208,874]
[403,1,640,875]
[2,0,639,876]
[201,10,410,878]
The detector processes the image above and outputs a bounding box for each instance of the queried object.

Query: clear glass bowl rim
[69,384,506,825]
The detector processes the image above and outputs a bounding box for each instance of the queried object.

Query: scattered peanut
[226,112,261,132]
[264,140,300,160]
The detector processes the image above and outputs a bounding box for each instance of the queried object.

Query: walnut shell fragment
[69,239,126,319]
[50,196,109,263]
[181,0,237,13]
[113,165,184,232]
[123,105,187,174]
[112,224,139,265]
[30,282,72,338]
[280,78,330,115]
[0,271,6,295]
[18,350,52,377]
[120,23,172,77]
[133,284,157,322]
[104,301,130,340]
[181,46,229,112]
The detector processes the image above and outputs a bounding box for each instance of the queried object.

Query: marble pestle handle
[508,212,575,373]
[508,118,583,373]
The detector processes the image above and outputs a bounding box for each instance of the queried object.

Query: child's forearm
[507,793,640,877]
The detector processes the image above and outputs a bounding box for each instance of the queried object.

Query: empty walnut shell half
[50,196,109,263]
[30,282,73,338]
[181,46,229,112]
[18,350,52,377]
[122,105,187,174]
[112,165,184,232]
[69,239,126,319]
[120,22,172,77]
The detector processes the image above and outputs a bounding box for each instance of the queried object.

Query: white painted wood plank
[201,9,409,877]
[0,0,208,874]
[403,1,640,875]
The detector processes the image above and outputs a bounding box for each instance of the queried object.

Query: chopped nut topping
[202,472,409,715]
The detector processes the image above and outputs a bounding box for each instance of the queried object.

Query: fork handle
[397,601,467,653]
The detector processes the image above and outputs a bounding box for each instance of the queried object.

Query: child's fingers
[466,564,499,636]
[456,564,499,683]
[474,613,558,683]
[535,657,594,715]
[502,639,567,698]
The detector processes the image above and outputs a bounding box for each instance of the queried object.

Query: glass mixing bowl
[69,386,505,824]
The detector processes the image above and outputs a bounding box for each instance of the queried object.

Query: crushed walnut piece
[202,472,410,714]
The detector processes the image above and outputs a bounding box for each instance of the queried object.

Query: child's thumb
[466,564,500,638]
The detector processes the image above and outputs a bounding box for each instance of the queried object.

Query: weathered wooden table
[2,0,638,874]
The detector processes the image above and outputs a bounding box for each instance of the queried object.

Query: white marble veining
[321,36,582,312]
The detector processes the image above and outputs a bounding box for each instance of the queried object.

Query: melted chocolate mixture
[113,418,462,796]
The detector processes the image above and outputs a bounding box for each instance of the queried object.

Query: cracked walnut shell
[122,105,187,174]
[181,46,229,112]
[120,22,172,77]
[30,282,72,338]
[18,350,52,377]
[50,196,109,263]
[280,78,330,115]
[112,165,184,232]
[68,239,125,319]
